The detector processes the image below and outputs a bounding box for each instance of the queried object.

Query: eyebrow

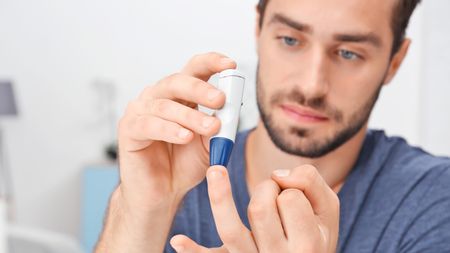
[268,13,382,48]
[333,33,382,48]
[269,13,313,33]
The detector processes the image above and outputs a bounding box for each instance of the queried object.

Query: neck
[246,121,367,195]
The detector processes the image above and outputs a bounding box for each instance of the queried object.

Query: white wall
[370,1,450,157]
[0,0,258,240]
[0,0,449,242]
[420,0,450,156]
[368,4,424,146]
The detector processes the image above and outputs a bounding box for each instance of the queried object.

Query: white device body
[0,199,7,253]
[213,69,245,142]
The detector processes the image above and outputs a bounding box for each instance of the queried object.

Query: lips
[280,104,329,123]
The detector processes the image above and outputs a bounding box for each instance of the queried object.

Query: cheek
[258,42,286,103]
[258,45,304,102]
[258,33,301,79]
[328,59,386,112]
[329,80,380,123]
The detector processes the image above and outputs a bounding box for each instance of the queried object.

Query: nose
[297,46,330,99]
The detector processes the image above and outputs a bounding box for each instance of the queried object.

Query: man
[95,0,450,252]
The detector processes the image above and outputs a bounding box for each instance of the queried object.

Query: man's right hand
[95,52,237,253]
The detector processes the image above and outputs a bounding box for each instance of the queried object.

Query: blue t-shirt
[165,129,450,253]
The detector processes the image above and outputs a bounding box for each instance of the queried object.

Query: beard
[256,65,383,158]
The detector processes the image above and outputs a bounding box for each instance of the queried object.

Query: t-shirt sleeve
[399,166,450,253]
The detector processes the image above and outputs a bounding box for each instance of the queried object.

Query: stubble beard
[255,64,383,158]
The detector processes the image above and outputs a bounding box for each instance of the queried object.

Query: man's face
[256,0,397,157]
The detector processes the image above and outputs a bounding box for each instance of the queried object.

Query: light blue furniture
[82,165,119,253]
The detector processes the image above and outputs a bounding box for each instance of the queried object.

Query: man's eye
[280,36,299,47]
[338,49,360,60]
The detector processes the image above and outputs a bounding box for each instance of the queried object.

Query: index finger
[206,165,258,253]
[181,52,237,81]
[271,165,340,219]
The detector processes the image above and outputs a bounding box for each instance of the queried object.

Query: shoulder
[368,129,450,178]
[353,130,450,212]
[342,130,450,251]
[366,130,450,212]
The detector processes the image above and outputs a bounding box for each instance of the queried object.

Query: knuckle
[248,200,268,220]
[206,51,217,56]
[193,80,205,90]
[124,100,138,114]
[185,79,202,94]
[118,113,136,134]
[206,51,225,59]
[152,118,167,134]
[248,180,279,219]
[219,227,241,245]
[189,52,223,66]
[140,85,156,99]
[136,116,149,133]
[145,83,155,92]
[189,53,204,65]
[264,179,281,191]
[181,107,197,123]
[298,164,319,188]
[278,189,303,205]
[163,73,182,90]
[134,116,148,132]
[302,164,319,180]
[261,178,278,188]
[256,179,280,196]
[150,99,171,116]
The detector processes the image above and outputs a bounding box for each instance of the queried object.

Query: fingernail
[178,128,191,139]
[171,244,184,252]
[207,89,223,101]
[273,169,290,177]
[202,117,215,128]
[220,57,235,66]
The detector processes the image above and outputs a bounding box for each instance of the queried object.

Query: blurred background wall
[0,0,449,247]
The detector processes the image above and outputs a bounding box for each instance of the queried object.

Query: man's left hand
[170,165,340,253]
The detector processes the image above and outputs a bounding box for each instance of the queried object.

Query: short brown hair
[256,0,422,56]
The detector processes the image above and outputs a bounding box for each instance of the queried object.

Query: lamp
[0,81,17,198]
[0,81,18,116]
[0,80,18,253]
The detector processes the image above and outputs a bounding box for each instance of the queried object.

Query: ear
[255,6,261,38]
[255,5,261,48]
[383,39,411,85]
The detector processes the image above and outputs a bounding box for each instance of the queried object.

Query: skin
[246,0,411,196]
[95,0,411,252]
[95,53,236,253]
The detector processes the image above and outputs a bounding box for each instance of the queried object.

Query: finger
[277,189,324,251]
[132,98,221,137]
[247,180,288,252]
[170,234,228,253]
[141,74,226,110]
[181,52,237,81]
[272,165,339,250]
[271,165,340,220]
[119,114,193,152]
[206,166,258,253]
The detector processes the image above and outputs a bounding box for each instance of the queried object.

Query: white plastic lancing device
[210,69,245,167]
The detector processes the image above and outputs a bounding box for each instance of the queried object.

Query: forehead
[264,0,396,42]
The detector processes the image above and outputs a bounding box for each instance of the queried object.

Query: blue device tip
[210,137,234,167]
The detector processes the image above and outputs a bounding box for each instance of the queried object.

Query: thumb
[170,234,228,253]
